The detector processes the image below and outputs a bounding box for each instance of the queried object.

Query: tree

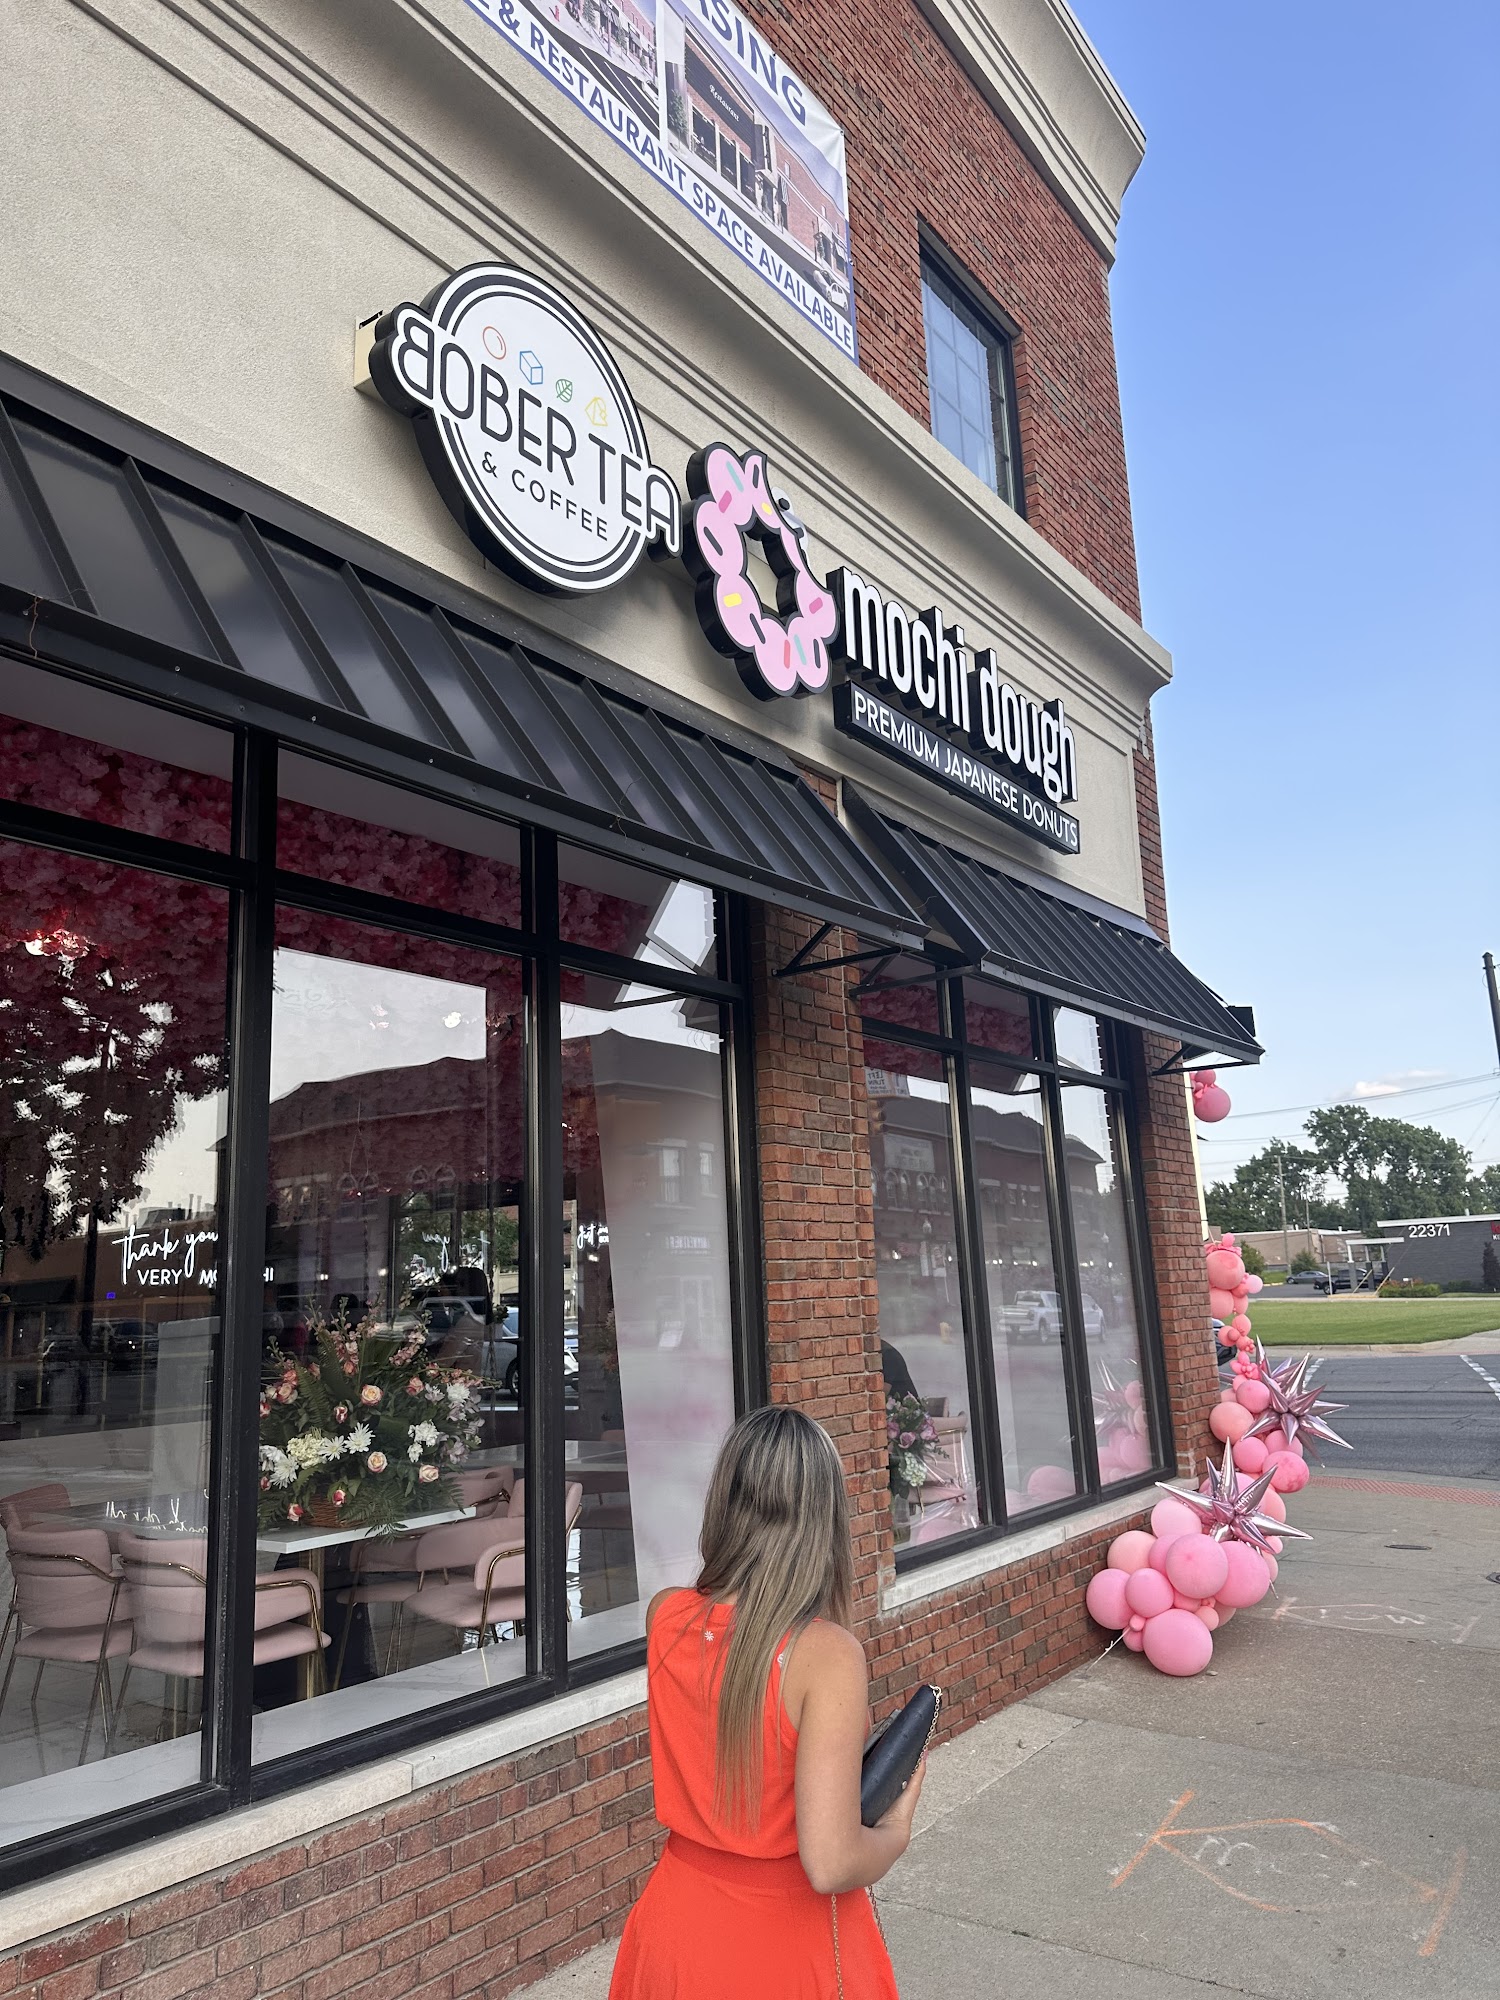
[1290,1250,1319,1275]
[1239,1242,1266,1277]
[1204,1141,1342,1235]
[1468,1164,1500,1213]
[1305,1105,1472,1231]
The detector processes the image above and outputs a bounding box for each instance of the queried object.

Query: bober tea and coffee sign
[370,262,1081,855]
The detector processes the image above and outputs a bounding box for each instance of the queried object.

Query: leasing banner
[463,0,856,358]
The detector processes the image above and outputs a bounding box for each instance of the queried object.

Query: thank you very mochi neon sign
[371,263,1079,853]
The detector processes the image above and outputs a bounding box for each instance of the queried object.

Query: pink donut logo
[683,443,836,701]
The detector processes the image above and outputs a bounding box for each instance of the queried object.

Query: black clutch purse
[859,1683,942,1825]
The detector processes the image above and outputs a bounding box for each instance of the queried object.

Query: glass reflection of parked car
[1001,1290,1105,1342]
[481,1308,580,1403]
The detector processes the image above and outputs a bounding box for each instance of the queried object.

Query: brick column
[746,887,895,1624]
[1131,719,1218,1476]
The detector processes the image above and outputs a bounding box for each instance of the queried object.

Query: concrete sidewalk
[527,1474,1500,1998]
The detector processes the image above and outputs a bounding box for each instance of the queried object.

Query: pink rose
[276,1383,296,1403]
[360,1385,382,1406]
[333,1404,348,1423]
[288,1503,303,1523]
[417,1463,439,1484]
[331,1488,346,1507]
[259,1398,270,1419]
[343,1361,357,1376]
[367,1452,388,1473]
[407,1378,423,1395]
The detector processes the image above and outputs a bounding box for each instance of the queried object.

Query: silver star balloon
[1091,1361,1138,1441]
[1155,1440,1312,1557]
[1244,1347,1352,1456]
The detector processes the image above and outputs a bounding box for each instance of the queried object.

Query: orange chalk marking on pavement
[1110,1790,1194,1890]
[1419,1847,1467,1958]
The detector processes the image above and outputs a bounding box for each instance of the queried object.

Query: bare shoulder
[783,1618,866,1706]
[645,1586,690,1636]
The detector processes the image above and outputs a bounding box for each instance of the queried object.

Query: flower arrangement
[886,1391,937,1499]
[257,1303,485,1532]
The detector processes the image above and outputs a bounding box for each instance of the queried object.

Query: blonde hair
[695,1406,854,1829]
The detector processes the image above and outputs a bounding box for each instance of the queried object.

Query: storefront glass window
[558,844,716,976]
[561,976,736,1659]
[1058,1086,1152,1485]
[859,959,942,1037]
[1,660,233,850]
[277,756,523,929]
[863,1037,980,1549]
[1054,1007,1109,1076]
[962,977,1034,1059]
[969,1060,1076,1515]
[0,840,227,1845]
[250,911,529,1762]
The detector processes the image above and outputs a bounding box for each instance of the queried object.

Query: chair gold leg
[28,1660,44,1711]
[0,1645,17,1722]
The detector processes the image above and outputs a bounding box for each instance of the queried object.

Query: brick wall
[742,0,1142,619]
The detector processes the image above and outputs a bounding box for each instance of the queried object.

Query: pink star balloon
[1245,1348,1352,1456]
[1156,1442,1312,1558]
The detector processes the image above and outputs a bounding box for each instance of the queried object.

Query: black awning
[0,363,923,950]
[847,794,1262,1063]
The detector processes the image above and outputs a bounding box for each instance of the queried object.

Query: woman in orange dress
[609,1406,922,1999]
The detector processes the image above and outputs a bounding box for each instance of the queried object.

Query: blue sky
[1068,0,1500,1193]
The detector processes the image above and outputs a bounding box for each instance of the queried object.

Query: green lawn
[1253,1298,1500,1345]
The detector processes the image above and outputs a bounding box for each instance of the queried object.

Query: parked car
[482,1308,580,1402]
[1001,1290,1105,1341]
[1211,1317,1236,1369]
[1285,1268,1330,1292]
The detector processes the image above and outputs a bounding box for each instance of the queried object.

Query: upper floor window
[920,249,1023,512]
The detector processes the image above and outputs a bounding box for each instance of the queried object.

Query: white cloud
[1351,1069,1446,1100]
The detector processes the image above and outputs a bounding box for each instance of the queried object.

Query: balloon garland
[1082,1239,1351,1675]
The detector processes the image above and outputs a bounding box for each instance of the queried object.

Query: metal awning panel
[0,369,924,950]
[849,794,1262,1062]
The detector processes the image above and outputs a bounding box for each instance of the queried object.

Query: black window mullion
[942,982,1004,1531]
[1035,1008,1101,1495]
[203,728,277,1803]
[524,832,567,1687]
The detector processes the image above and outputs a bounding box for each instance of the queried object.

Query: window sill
[880,1486,1150,1612]
[0,1667,646,1955]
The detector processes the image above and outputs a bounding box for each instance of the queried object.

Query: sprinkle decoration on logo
[682,444,837,701]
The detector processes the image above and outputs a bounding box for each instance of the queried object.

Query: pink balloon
[1171,1588,1200,1610]
[1196,1605,1220,1630]
[1113,1433,1151,1474]
[1268,1452,1310,1495]
[1151,1497,1204,1542]
[1209,1402,1253,1444]
[1147,1535,1176,1573]
[1259,1485,1287,1522]
[1263,1552,1279,1579]
[1244,1274,1264,1295]
[1218,1386,1238,1403]
[1205,1249,1246,1291]
[1027,1463,1076,1504]
[1125,1381,1145,1406]
[1208,1286,1237,1320]
[1216,1541,1272,1608]
[1128,1613,1146,1632]
[1231,1314,1253,1338]
[1166,1535,1230,1600]
[1143,1607,1215,1675]
[1267,1536,1283,1555]
[1123,1627,1145,1651]
[1232,1435,1269,1476]
[1085,1568,1132,1629]
[1282,1434,1306,1458]
[1194,1085,1232,1123]
[1124,1567,1174,1619]
[1108,1530,1156,1574]
[1260,1427,1289,1455]
[1234,1379,1272,1415]
[1216,1604,1236,1624]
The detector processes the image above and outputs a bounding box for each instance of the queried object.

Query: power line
[1220,1070,1500,1122]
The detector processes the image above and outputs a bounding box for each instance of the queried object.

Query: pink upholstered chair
[332,1467,512,1685]
[0,1525,129,1763]
[0,1483,74,1532]
[117,1533,328,1732]
[405,1483,582,1648]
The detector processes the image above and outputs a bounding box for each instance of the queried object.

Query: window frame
[861,969,1173,1576]
[0,703,762,1889]
[918,234,1026,515]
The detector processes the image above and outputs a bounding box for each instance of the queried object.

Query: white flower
[259,1445,296,1489]
[408,1420,440,1449]
[286,1432,344,1469]
[346,1423,373,1453]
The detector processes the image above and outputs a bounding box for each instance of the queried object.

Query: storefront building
[0,0,1258,1989]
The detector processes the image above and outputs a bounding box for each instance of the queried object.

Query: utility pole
[1485,953,1500,1071]
[1277,1145,1289,1272]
